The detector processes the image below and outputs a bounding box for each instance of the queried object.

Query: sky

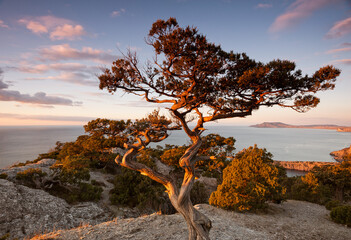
[0,0,351,126]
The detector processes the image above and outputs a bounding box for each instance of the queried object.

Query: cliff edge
[330,145,351,162]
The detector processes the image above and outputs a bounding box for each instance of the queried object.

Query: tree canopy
[98,18,340,240]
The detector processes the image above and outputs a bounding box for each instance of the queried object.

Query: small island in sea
[250,122,351,132]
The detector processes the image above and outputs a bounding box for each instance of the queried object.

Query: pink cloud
[18,19,48,33]
[269,0,340,33]
[255,3,272,9]
[111,8,126,17]
[50,24,86,40]
[18,15,85,40]
[325,17,351,39]
[326,47,351,54]
[26,72,97,86]
[38,44,117,64]
[0,20,9,28]
[18,62,89,74]
[332,59,351,65]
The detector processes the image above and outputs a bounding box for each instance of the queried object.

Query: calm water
[0,126,84,168]
[0,125,350,168]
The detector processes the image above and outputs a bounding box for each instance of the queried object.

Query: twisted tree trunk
[115,136,212,239]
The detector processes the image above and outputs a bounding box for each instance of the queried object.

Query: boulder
[0,179,111,239]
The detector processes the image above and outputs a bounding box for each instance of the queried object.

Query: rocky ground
[1,159,350,240]
[0,179,112,240]
[32,200,351,240]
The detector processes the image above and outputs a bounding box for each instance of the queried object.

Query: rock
[274,160,337,172]
[32,201,351,240]
[0,179,111,239]
[330,145,351,162]
[0,159,56,181]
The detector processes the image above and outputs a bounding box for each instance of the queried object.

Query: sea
[0,125,350,169]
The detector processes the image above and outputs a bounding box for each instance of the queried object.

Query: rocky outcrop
[250,122,351,131]
[330,145,351,162]
[0,159,56,181]
[32,201,351,240]
[337,128,351,132]
[0,179,111,239]
[274,160,337,172]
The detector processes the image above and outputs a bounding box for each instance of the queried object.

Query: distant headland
[250,122,351,132]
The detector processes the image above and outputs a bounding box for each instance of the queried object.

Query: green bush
[326,199,342,210]
[77,182,103,202]
[209,145,285,212]
[0,173,8,179]
[190,181,209,205]
[16,168,47,188]
[110,168,169,211]
[282,175,332,205]
[48,182,102,204]
[330,205,351,227]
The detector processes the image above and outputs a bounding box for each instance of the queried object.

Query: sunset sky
[0,0,350,126]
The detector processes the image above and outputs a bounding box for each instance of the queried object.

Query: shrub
[77,182,103,202]
[282,175,332,205]
[110,168,169,211]
[209,145,285,212]
[0,173,8,179]
[330,205,351,227]
[53,155,91,184]
[16,168,47,188]
[325,200,342,210]
[190,181,209,205]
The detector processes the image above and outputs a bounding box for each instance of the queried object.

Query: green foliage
[312,161,351,202]
[110,168,168,211]
[197,134,235,178]
[325,200,342,210]
[53,155,91,184]
[160,145,186,170]
[159,134,235,177]
[0,173,8,179]
[190,181,209,205]
[330,205,351,227]
[49,182,103,204]
[76,182,103,202]
[283,161,351,205]
[209,145,285,212]
[282,175,332,205]
[0,233,10,240]
[15,168,47,188]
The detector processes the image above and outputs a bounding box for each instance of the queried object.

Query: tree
[209,146,285,211]
[98,18,340,240]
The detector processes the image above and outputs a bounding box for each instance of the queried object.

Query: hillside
[250,122,350,131]
[32,201,350,240]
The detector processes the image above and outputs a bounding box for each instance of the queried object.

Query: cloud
[111,8,126,17]
[0,89,82,106]
[0,113,94,122]
[326,47,351,54]
[26,72,98,86]
[18,62,89,74]
[18,15,86,40]
[50,24,85,40]
[0,20,9,28]
[331,59,351,65]
[38,44,117,64]
[255,3,272,9]
[0,69,82,106]
[269,0,339,33]
[325,16,351,39]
